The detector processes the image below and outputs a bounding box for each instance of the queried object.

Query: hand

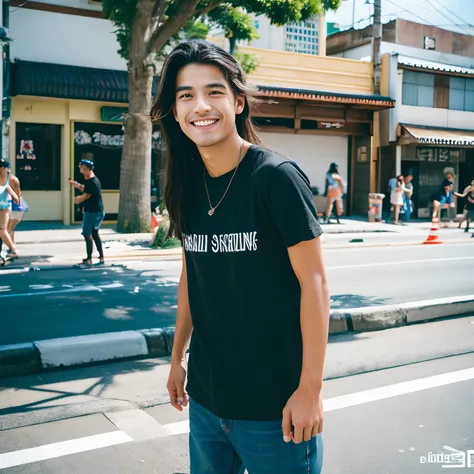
[167,360,188,411]
[282,385,323,444]
[74,196,82,204]
[69,179,75,185]
[13,196,20,205]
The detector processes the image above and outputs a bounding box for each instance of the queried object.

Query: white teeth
[193,120,217,127]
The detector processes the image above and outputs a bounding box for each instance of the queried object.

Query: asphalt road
[1,316,474,473]
[1,242,473,345]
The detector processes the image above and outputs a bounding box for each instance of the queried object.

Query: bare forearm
[72,181,84,192]
[6,186,19,203]
[299,275,330,391]
[171,275,193,365]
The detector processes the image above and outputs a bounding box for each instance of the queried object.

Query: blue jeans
[189,397,323,474]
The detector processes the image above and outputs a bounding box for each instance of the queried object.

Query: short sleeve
[265,162,323,248]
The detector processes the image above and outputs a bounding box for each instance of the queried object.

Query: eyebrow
[176,82,227,93]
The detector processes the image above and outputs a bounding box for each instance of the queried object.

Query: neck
[84,171,94,180]
[198,132,247,178]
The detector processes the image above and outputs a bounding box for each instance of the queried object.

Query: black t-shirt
[182,145,323,421]
[83,176,104,213]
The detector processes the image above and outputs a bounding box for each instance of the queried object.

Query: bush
[161,237,181,249]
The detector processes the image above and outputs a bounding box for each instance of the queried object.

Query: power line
[430,0,474,29]
[385,0,439,27]
[426,0,471,34]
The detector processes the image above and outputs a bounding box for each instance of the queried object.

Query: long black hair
[151,40,261,237]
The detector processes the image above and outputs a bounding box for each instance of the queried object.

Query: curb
[1,296,473,379]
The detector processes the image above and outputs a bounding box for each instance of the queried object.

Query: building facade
[7,0,393,223]
[328,19,474,218]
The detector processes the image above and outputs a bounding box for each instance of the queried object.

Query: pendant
[208,208,215,216]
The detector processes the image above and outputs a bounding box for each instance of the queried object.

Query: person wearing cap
[323,162,346,224]
[0,159,20,261]
[69,158,105,266]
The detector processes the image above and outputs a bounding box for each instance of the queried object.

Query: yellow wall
[11,96,125,224]
[238,46,374,95]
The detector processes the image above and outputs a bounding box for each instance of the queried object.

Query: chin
[190,133,225,148]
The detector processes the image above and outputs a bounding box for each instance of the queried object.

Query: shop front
[10,60,162,224]
[251,86,395,215]
[398,124,474,218]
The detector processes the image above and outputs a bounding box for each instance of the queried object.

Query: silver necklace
[203,140,244,216]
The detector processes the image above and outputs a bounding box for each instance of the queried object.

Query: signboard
[424,36,436,50]
[416,147,465,163]
[317,121,345,129]
[357,145,368,163]
[101,107,128,123]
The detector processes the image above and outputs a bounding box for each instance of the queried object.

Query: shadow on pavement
[331,294,392,309]
[0,357,170,417]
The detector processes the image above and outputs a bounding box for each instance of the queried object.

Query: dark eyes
[178,91,223,99]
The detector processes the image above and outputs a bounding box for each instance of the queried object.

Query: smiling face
[173,63,245,148]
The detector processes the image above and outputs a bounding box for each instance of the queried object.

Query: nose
[193,94,212,115]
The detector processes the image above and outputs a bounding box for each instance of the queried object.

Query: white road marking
[163,367,474,436]
[0,430,133,470]
[163,420,191,436]
[0,285,101,299]
[105,409,170,441]
[0,282,124,299]
[1,367,474,467]
[327,256,474,270]
[323,367,474,411]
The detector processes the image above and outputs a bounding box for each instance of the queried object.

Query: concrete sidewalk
[2,218,469,269]
[14,217,469,245]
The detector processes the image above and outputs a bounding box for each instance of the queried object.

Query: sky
[326,0,474,35]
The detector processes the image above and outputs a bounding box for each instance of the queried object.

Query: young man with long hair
[153,40,329,474]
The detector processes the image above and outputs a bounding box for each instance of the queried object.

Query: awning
[397,55,474,76]
[255,85,395,109]
[11,60,130,103]
[399,124,474,146]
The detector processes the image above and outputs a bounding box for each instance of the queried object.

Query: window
[15,123,61,191]
[284,18,319,55]
[449,77,474,112]
[402,71,435,107]
[73,122,124,191]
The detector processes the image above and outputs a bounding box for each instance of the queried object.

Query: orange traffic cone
[423,217,443,245]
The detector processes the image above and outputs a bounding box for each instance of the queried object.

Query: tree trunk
[228,36,237,55]
[117,66,154,233]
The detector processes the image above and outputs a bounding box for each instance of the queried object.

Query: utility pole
[372,0,382,94]
[318,9,327,56]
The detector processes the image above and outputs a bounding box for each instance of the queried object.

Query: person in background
[402,175,414,222]
[454,180,474,233]
[7,173,26,246]
[458,182,472,230]
[390,175,405,225]
[0,159,19,261]
[324,162,346,224]
[69,159,105,267]
[432,182,455,220]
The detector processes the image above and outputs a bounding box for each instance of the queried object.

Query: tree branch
[195,0,222,18]
[151,0,168,26]
[148,0,201,54]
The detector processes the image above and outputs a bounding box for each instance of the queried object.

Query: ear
[235,95,245,115]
